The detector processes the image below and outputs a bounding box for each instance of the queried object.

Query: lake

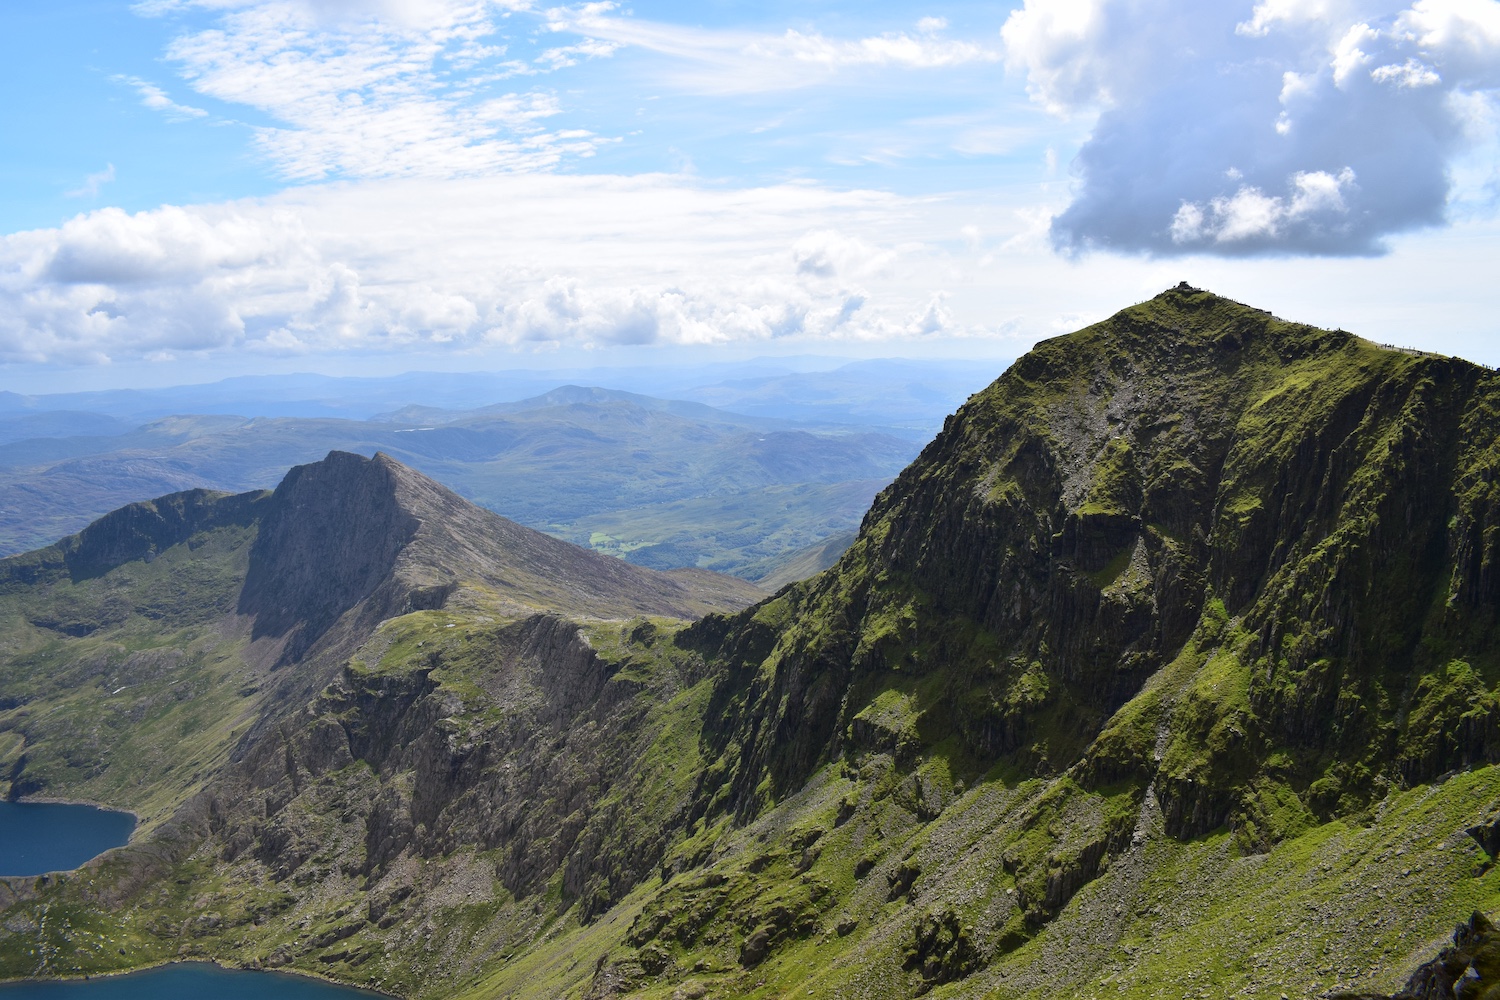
[0,964,389,999]
[0,801,136,877]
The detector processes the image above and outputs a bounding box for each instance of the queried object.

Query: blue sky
[2,0,1498,390]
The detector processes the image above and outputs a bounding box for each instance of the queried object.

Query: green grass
[0,520,264,824]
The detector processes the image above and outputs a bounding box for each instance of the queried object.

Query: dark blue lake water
[0,801,136,877]
[0,964,388,999]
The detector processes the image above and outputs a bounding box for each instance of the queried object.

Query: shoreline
[0,958,401,998]
[6,795,141,823]
[0,797,140,881]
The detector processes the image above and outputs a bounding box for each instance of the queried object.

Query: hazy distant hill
[675,357,986,433]
[0,388,920,580]
[0,356,992,432]
[0,411,131,445]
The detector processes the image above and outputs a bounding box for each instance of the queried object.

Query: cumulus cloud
[1002,0,1500,256]
[791,229,895,279]
[0,176,977,364]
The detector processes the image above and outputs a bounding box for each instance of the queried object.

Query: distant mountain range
[0,356,992,434]
[0,359,993,583]
[0,385,923,581]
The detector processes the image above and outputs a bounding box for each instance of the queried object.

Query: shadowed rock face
[236,450,764,666]
[689,285,1500,835]
[239,451,420,656]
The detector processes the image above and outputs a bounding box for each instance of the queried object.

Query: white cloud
[1003,0,1500,256]
[543,5,998,93]
[149,0,606,180]
[1000,0,1118,112]
[535,37,620,70]
[1236,0,1338,38]
[8,176,1500,375]
[1399,0,1500,84]
[0,176,985,364]
[113,75,210,120]
[65,165,117,200]
[1171,168,1359,245]
[791,229,895,279]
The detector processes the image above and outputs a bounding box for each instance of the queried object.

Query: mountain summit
[0,450,760,808]
[691,283,1500,836]
[238,450,761,662]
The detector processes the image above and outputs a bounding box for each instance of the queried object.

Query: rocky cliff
[689,284,1499,838]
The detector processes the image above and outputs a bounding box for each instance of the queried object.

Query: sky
[1,0,1498,392]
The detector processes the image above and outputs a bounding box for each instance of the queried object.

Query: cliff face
[238,450,764,668]
[238,451,420,658]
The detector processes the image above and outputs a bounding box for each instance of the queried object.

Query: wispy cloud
[64,164,117,199]
[125,0,1007,182]
[535,37,620,71]
[543,4,999,93]
[113,74,209,120]
[148,0,608,180]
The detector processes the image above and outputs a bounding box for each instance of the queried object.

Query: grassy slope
[0,517,266,826]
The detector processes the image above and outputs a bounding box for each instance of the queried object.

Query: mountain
[0,389,917,577]
[0,451,759,820]
[0,411,130,446]
[0,357,991,430]
[2,287,1499,1000]
[379,384,790,426]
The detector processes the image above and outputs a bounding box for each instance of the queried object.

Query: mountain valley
[2,286,1499,1000]
[0,387,920,583]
